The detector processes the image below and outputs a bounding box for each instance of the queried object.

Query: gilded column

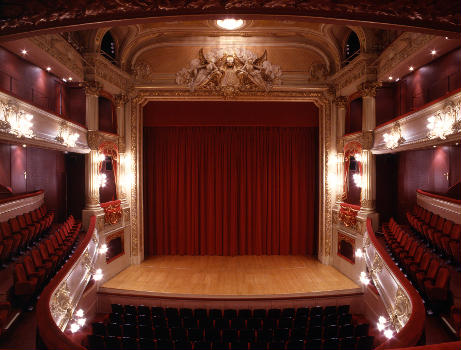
[359,82,379,213]
[115,94,128,203]
[335,96,347,203]
[82,81,103,228]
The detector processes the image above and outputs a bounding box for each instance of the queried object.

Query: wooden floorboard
[102,256,359,298]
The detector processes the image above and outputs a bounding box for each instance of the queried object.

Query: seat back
[434,266,450,288]
[23,256,37,276]
[38,243,51,260]
[8,218,22,233]
[419,252,433,271]
[423,210,432,224]
[408,241,419,257]
[425,259,441,280]
[435,216,445,231]
[429,214,438,228]
[412,246,425,264]
[451,224,461,240]
[31,248,44,266]
[14,263,28,282]
[442,220,454,235]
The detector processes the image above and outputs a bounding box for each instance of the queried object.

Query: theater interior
[0,1,460,350]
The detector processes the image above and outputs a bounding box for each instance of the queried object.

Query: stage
[98,256,362,310]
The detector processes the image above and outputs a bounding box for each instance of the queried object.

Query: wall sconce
[354,153,362,162]
[98,243,108,254]
[427,101,461,140]
[93,268,103,281]
[377,316,394,339]
[0,101,34,139]
[355,248,363,258]
[97,173,107,188]
[353,173,362,188]
[55,121,79,147]
[359,271,370,285]
[69,308,86,333]
[383,121,405,149]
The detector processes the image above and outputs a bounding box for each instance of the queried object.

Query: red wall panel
[395,48,461,115]
[0,142,86,222]
[0,143,11,188]
[98,96,117,133]
[376,145,461,223]
[375,86,396,126]
[345,98,362,134]
[143,101,319,127]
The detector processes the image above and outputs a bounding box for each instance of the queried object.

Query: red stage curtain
[144,127,318,256]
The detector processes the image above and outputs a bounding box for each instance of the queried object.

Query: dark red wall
[376,145,461,223]
[0,142,86,222]
[395,48,461,116]
[345,98,362,134]
[98,97,117,133]
[0,47,62,114]
[0,47,86,127]
[375,86,397,126]
[65,153,85,220]
[64,86,87,127]
[143,101,319,127]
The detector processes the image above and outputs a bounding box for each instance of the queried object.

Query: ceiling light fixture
[409,66,414,71]
[216,18,244,30]
[21,49,27,55]
[68,77,73,81]
[388,76,393,80]
[431,49,437,55]
[46,67,51,71]
[62,78,67,82]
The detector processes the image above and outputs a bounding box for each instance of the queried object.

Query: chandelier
[427,101,461,140]
[383,121,405,149]
[0,101,34,138]
[55,121,79,147]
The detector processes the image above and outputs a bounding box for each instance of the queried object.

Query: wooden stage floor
[101,256,360,299]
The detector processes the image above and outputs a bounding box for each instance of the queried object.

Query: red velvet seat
[23,212,42,238]
[426,216,445,245]
[29,210,46,232]
[18,214,39,241]
[23,255,46,285]
[0,221,23,253]
[38,242,59,266]
[30,247,53,274]
[0,232,14,262]
[13,263,38,299]
[44,239,65,263]
[8,217,32,247]
[398,239,418,262]
[424,266,450,302]
[408,251,433,281]
[437,220,455,254]
[422,214,440,240]
[402,243,423,268]
[415,258,440,290]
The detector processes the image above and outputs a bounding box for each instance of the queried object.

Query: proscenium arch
[128,90,334,265]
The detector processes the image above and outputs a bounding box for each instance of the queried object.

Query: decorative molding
[358,81,381,98]
[344,131,374,150]
[175,48,282,96]
[101,200,123,225]
[83,54,131,92]
[329,55,378,93]
[383,121,405,149]
[338,204,359,230]
[29,35,84,79]
[0,91,89,153]
[335,96,348,109]
[87,130,120,151]
[129,87,333,262]
[417,190,461,225]
[377,33,436,78]
[307,62,329,82]
[81,80,103,97]
[2,1,459,39]
[373,91,461,154]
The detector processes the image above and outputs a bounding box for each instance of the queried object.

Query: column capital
[81,81,102,96]
[335,96,348,109]
[358,81,381,98]
[114,94,128,108]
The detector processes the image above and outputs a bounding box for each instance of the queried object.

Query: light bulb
[76,309,84,317]
[70,323,80,333]
[384,329,394,339]
[355,248,363,258]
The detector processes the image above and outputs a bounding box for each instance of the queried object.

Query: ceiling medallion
[216,19,244,30]
[176,48,282,96]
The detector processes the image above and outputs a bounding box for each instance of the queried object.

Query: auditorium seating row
[406,205,461,264]
[13,215,81,306]
[86,305,374,350]
[0,204,54,264]
[383,218,451,306]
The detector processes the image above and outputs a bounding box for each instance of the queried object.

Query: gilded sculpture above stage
[176,48,282,95]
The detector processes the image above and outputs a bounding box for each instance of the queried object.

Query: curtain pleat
[144,126,318,256]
